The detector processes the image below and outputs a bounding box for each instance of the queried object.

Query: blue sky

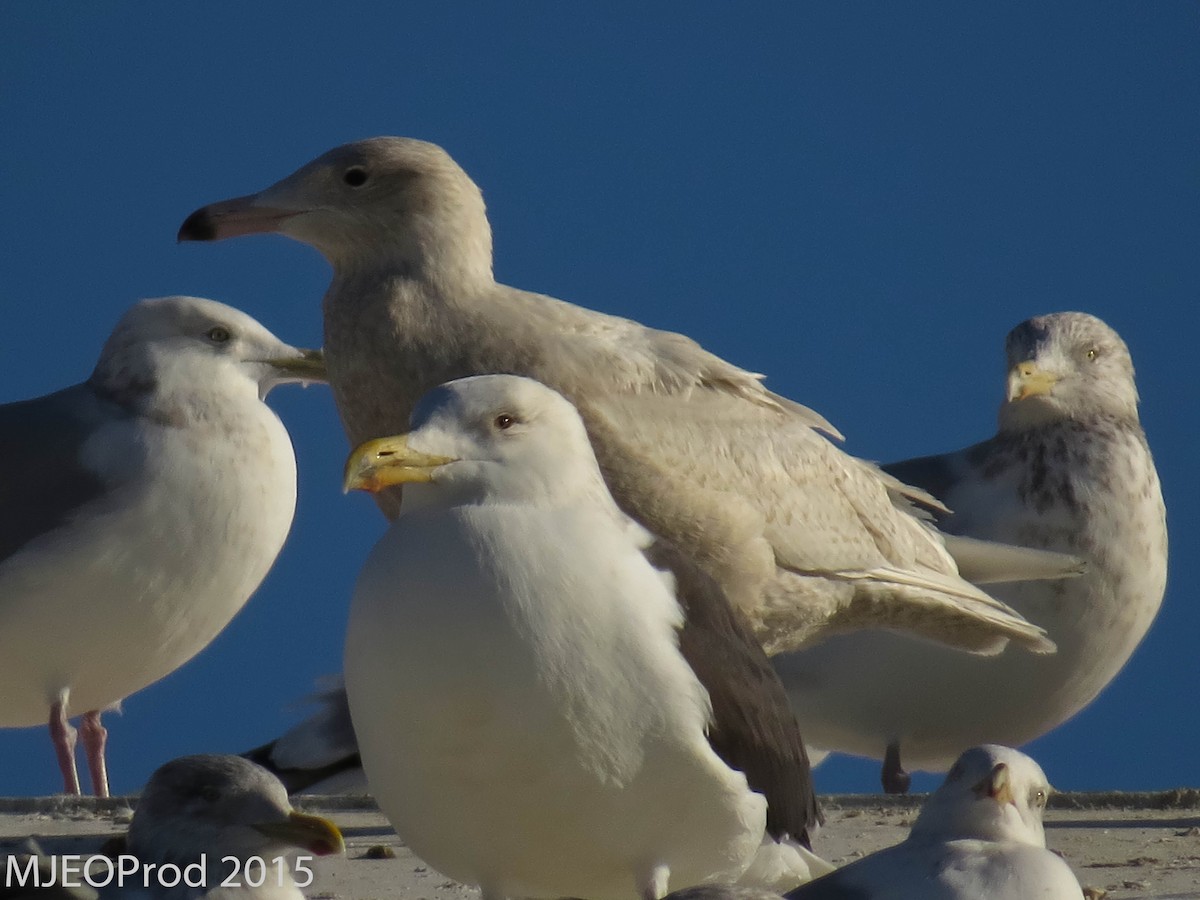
[1,3,1196,797]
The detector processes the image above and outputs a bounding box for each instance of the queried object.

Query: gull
[0,297,324,797]
[178,135,1068,658]
[775,313,1166,791]
[123,754,344,900]
[341,374,832,899]
[785,745,1084,899]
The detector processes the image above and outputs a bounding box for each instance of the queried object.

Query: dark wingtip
[240,740,363,795]
[177,207,217,242]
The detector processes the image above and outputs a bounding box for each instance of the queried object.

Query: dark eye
[199,785,221,803]
[494,414,515,430]
[206,326,231,344]
[1033,789,1046,807]
[343,167,369,187]
[1085,347,1099,361]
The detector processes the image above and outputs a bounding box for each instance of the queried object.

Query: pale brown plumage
[179,136,1058,656]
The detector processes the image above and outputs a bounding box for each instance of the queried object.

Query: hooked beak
[1007,361,1060,402]
[252,810,345,856]
[973,762,1016,807]
[343,435,457,493]
[178,194,303,242]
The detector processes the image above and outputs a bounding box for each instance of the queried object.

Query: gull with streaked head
[776,312,1166,792]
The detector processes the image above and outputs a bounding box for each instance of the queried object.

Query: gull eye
[206,326,231,344]
[343,166,369,188]
[1034,789,1046,807]
[199,785,221,803]
[494,414,515,430]
[1085,347,1099,361]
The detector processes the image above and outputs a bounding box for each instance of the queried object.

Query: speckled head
[129,755,344,866]
[999,311,1139,432]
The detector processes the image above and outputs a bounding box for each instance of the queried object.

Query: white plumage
[0,297,323,795]
[343,375,816,900]
[786,745,1084,899]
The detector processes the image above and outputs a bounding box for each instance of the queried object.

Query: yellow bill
[343,434,456,493]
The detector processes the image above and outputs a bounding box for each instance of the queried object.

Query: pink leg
[49,700,81,795]
[79,711,110,798]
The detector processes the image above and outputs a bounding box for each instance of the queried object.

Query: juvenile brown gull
[179,135,1068,657]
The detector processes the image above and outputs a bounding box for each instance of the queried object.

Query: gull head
[178,137,493,282]
[911,744,1052,847]
[999,312,1138,432]
[129,755,344,865]
[90,296,326,413]
[344,374,611,509]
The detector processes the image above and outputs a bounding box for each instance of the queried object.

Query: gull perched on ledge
[776,313,1166,792]
[125,755,344,900]
[785,745,1084,899]
[342,375,831,899]
[179,135,1069,657]
[0,297,324,796]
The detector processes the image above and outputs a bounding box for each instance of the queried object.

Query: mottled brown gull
[0,298,324,797]
[776,313,1166,792]
[178,135,1063,656]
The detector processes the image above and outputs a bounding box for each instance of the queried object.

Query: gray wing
[242,676,363,794]
[884,444,1087,584]
[645,541,821,849]
[881,450,968,519]
[0,384,120,564]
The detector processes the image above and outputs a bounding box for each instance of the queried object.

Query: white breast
[344,503,766,900]
[0,400,296,725]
